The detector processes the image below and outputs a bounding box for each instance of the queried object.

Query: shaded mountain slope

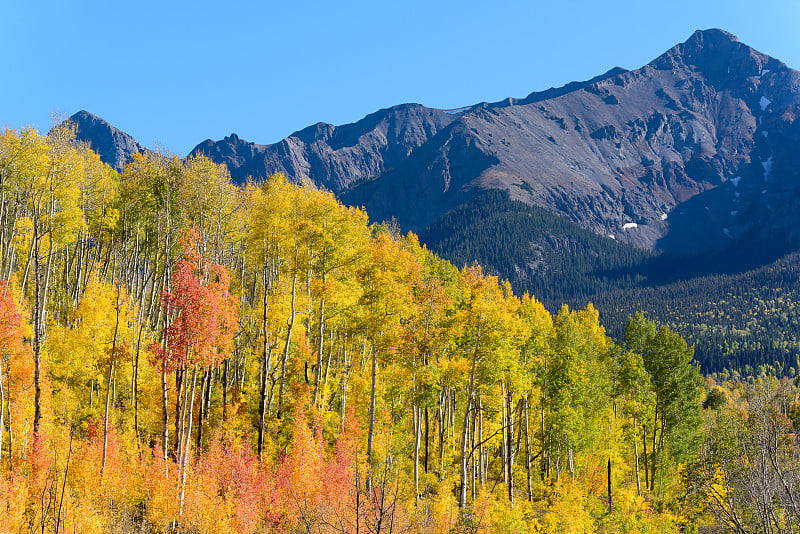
[582,250,800,373]
[419,189,656,303]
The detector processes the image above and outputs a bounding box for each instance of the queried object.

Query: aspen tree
[356,230,418,487]
[518,293,552,499]
[8,126,86,434]
[150,229,237,517]
[625,312,701,492]
[454,266,523,507]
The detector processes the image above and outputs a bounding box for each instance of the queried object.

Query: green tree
[625,312,702,493]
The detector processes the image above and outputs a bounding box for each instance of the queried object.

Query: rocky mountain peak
[189,103,458,191]
[66,110,145,171]
[687,28,739,45]
[651,28,779,81]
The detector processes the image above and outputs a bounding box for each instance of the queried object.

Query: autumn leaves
[0,124,705,533]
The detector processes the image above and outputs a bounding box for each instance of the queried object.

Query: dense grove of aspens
[0,124,785,534]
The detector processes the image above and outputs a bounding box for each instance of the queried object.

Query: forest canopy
[0,124,785,533]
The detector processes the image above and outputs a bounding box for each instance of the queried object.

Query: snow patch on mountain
[762,157,773,182]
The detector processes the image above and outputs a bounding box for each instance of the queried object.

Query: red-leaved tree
[0,281,30,468]
[150,228,238,520]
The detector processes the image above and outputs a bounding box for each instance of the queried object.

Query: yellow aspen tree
[5,126,86,436]
[454,265,524,507]
[357,230,420,487]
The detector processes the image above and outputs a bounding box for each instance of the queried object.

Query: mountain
[343,29,800,256]
[184,29,800,262]
[67,110,147,171]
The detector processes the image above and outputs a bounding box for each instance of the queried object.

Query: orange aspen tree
[150,229,238,519]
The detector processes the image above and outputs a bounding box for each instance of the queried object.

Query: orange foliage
[151,228,238,372]
[196,431,280,534]
[0,281,24,363]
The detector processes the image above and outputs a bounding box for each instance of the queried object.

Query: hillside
[0,127,704,532]
[418,189,800,372]
[419,189,657,303]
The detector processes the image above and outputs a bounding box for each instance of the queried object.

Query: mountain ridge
[189,103,458,193]
[344,28,800,252]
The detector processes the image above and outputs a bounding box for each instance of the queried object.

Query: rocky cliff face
[67,110,146,171]
[189,103,458,193]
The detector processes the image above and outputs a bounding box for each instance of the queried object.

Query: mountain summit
[67,110,146,171]
[340,28,799,253]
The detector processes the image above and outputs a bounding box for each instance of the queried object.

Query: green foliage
[625,313,703,493]
[592,251,800,372]
[419,190,800,375]
[702,387,726,410]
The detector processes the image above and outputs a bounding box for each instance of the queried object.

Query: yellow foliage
[540,480,595,534]
[0,125,705,534]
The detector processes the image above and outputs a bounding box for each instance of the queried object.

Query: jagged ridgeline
[1,125,707,532]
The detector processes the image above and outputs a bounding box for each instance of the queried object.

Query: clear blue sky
[3,0,799,156]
